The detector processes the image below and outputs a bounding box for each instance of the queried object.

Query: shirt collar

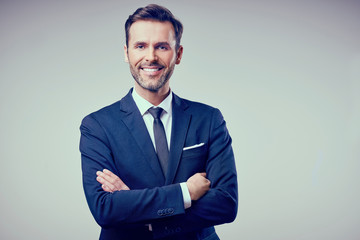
[132,88,173,116]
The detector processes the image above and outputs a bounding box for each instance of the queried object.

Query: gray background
[1,0,360,239]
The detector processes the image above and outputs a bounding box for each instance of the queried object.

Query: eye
[157,45,169,50]
[134,42,146,50]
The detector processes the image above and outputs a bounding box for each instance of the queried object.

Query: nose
[145,47,157,62]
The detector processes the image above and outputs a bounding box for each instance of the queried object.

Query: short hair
[125,4,183,50]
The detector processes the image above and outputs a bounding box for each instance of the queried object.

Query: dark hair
[125,4,183,50]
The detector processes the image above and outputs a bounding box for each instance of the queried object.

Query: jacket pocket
[181,143,207,159]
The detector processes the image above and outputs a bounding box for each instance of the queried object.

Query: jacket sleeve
[151,108,238,239]
[80,114,185,228]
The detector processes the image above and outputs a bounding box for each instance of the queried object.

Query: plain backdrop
[1,0,360,239]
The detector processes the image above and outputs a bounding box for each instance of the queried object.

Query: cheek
[128,55,142,66]
[161,53,176,66]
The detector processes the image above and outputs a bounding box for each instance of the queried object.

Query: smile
[142,68,162,72]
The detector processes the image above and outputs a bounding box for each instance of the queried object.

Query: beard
[129,61,175,92]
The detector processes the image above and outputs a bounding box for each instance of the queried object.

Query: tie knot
[148,107,163,120]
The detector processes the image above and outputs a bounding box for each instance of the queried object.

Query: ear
[175,45,183,64]
[124,45,129,63]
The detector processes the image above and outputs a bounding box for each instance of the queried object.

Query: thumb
[199,172,207,177]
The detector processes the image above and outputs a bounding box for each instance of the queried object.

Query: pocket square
[183,143,205,151]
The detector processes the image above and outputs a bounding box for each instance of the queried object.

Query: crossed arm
[80,108,238,238]
[96,169,211,201]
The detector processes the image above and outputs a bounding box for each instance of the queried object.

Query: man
[80,4,238,240]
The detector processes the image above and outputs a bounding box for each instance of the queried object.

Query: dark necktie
[148,107,169,176]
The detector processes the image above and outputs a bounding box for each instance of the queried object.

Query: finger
[102,169,124,184]
[104,182,116,192]
[103,169,126,186]
[99,171,119,185]
[103,169,129,189]
[199,172,207,177]
[96,175,109,185]
[102,184,113,193]
[97,171,113,183]
[100,169,130,191]
[97,176,115,190]
[103,169,116,177]
[98,169,118,183]
[96,175,105,184]
[100,170,130,191]
[205,179,211,188]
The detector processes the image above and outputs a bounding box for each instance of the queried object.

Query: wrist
[185,182,193,200]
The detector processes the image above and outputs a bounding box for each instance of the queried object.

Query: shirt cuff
[180,182,192,209]
[145,224,152,231]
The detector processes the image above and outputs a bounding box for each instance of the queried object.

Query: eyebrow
[155,42,171,46]
[133,41,147,47]
[132,41,171,47]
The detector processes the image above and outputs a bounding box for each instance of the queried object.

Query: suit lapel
[166,93,191,185]
[119,90,165,185]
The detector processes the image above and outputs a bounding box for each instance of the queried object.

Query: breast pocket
[179,143,208,177]
[182,143,207,158]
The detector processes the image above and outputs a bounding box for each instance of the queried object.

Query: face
[124,20,183,93]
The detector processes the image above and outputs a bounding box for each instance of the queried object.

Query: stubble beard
[129,63,175,92]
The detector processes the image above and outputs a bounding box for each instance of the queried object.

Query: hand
[186,172,210,201]
[96,169,130,193]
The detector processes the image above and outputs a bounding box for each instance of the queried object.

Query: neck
[134,84,170,106]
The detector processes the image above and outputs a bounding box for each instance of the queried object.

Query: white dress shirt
[132,88,191,209]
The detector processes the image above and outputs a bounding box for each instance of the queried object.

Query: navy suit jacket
[80,89,238,239]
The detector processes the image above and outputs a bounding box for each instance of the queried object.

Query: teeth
[142,68,160,72]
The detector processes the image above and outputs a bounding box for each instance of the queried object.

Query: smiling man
[126,20,181,105]
[80,4,238,240]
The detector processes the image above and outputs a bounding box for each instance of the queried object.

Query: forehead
[128,20,175,44]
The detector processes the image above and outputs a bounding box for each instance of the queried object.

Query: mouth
[140,65,164,76]
[142,67,163,72]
